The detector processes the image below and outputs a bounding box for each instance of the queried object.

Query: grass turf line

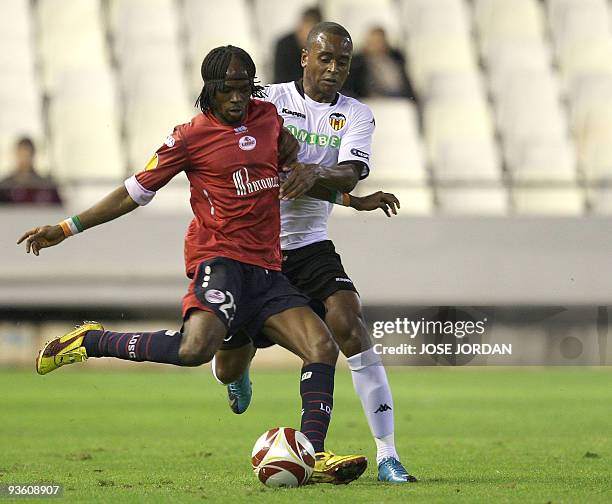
[1,367,611,503]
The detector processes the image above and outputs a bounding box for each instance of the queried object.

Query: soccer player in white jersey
[213,22,416,483]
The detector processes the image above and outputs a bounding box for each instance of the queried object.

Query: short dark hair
[301,7,322,24]
[306,22,352,49]
[195,45,265,113]
[16,136,35,154]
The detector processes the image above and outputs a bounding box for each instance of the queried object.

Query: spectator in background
[0,137,62,205]
[273,7,322,83]
[343,26,417,102]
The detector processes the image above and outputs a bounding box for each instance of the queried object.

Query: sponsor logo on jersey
[164,135,175,147]
[238,135,257,151]
[350,148,370,161]
[144,153,158,171]
[286,125,341,149]
[281,107,306,119]
[205,289,226,304]
[234,125,248,134]
[329,112,347,131]
[232,167,279,196]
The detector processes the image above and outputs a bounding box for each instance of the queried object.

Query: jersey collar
[294,80,339,106]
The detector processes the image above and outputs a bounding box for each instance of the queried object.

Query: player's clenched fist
[17,225,65,256]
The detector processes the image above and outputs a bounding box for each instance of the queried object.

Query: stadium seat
[402,0,470,37]
[0,0,31,43]
[512,187,585,215]
[426,72,485,102]
[124,73,194,169]
[424,98,495,163]
[568,74,612,131]
[48,70,124,181]
[183,0,261,94]
[437,186,509,215]
[432,139,501,183]
[556,38,612,88]
[109,0,179,51]
[486,40,553,98]
[407,34,477,94]
[475,0,545,57]
[508,139,577,183]
[548,0,610,44]
[37,0,110,93]
[323,0,403,50]
[365,99,426,184]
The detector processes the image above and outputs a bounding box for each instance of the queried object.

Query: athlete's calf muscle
[179,310,227,366]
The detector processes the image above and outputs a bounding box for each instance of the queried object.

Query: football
[251,427,316,487]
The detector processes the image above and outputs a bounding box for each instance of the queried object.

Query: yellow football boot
[36,321,103,375]
[310,451,368,485]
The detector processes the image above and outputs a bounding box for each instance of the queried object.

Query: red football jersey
[124,100,283,276]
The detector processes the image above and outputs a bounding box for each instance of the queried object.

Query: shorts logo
[350,148,370,161]
[329,112,347,131]
[164,135,175,147]
[205,289,226,304]
[144,153,158,171]
[238,135,257,151]
[336,277,353,284]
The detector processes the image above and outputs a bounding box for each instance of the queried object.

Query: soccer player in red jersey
[17,46,367,485]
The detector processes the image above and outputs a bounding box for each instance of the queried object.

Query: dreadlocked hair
[194,45,265,113]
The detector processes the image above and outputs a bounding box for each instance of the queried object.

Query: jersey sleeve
[338,103,375,180]
[124,127,189,206]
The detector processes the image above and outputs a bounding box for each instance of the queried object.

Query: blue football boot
[227,368,252,414]
[377,457,418,483]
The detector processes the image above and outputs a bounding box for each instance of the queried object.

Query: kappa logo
[238,135,257,151]
[374,403,392,413]
[329,112,347,131]
[164,135,175,147]
[205,289,226,304]
[301,371,312,381]
[282,107,306,119]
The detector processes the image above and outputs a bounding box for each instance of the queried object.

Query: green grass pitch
[1,367,610,503]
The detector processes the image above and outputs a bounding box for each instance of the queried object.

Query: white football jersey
[263,81,375,250]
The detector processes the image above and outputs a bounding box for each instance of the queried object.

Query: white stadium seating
[4,0,612,215]
[365,99,426,184]
[512,187,585,215]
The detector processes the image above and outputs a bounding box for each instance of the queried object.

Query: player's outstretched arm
[17,185,139,256]
[305,186,400,217]
[349,191,400,217]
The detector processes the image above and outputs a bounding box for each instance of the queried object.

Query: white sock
[210,355,224,385]
[346,348,400,465]
[374,434,398,465]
